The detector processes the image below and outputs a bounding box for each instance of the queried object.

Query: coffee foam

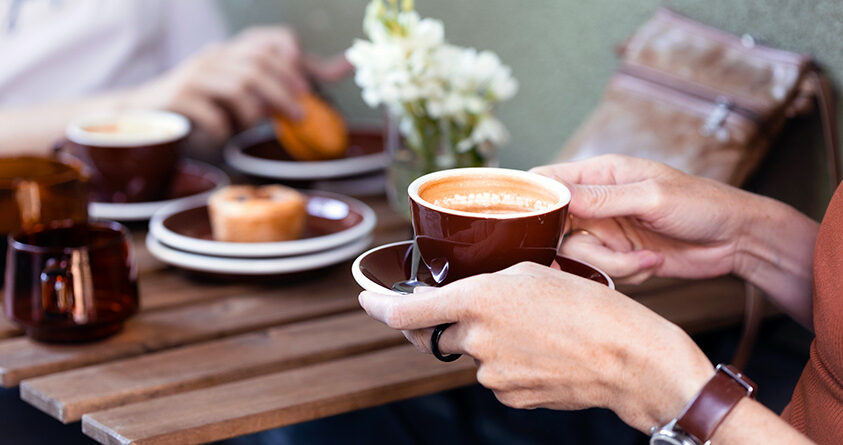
[67,111,190,147]
[413,169,568,217]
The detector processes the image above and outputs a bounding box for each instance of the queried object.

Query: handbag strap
[809,70,842,190]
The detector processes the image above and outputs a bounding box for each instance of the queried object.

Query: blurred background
[221,0,843,219]
[222,0,843,170]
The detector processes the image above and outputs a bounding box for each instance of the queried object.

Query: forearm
[712,398,813,444]
[733,193,818,329]
[0,90,134,155]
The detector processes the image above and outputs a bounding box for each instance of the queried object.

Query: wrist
[731,192,816,280]
[616,323,713,432]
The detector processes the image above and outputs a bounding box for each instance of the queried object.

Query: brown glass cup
[0,156,89,287]
[408,168,570,284]
[5,220,139,343]
[61,110,190,203]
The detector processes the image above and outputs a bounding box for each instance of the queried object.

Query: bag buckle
[701,97,733,136]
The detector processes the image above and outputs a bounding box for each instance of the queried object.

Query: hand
[128,26,352,143]
[531,155,764,284]
[359,262,713,432]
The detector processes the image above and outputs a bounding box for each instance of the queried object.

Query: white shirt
[0,0,227,106]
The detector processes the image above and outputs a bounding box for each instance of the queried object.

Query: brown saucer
[149,191,376,258]
[352,241,613,295]
[89,160,229,221]
[224,124,388,181]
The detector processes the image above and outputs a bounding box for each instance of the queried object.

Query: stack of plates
[224,124,389,197]
[146,191,376,277]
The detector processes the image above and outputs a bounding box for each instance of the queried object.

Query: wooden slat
[82,345,477,445]
[0,312,20,339]
[137,270,255,311]
[632,276,747,333]
[0,274,363,387]
[21,312,404,423]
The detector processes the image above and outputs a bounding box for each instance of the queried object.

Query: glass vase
[385,115,498,219]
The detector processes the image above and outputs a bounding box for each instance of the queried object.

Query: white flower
[457,115,509,152]
[348,0,518,153]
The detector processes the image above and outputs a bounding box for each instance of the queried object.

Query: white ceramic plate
[89,160,229,222]
[146,233,373,275]
[224,124,389,181]
[149,191,377,258]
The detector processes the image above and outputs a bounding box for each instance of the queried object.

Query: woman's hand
[359,262,713,432]
[129,26,352,143]
[532,155,772,285]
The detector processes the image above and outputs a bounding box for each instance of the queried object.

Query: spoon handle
[409,238,421,281]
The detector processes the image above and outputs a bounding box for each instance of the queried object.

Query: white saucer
[146,233,373,276]
[224,124,389,181]
[89,160,229,222]
[149,191,376,258]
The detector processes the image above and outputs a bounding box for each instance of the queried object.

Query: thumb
[561,233,664,279]
[569,182,658,219]
[304,54,353,83]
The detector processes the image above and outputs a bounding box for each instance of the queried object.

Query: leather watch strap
[675,364,757,443]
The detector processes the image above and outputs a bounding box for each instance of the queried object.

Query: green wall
[221,0,843,216]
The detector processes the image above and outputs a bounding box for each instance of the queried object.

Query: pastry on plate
[272,93,348,161]
[208,184,307,242]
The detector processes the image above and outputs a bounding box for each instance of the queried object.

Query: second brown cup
[5,220,138,343]
[62,110,190,203]
[408,167,570,285]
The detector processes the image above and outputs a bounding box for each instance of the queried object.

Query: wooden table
[0,196,749,444]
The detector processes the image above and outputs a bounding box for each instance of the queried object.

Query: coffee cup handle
[40,258,75,317]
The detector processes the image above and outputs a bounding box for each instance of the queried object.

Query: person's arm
[733,193,818,329]
[0,92,134,156]
[358,262,816,444]
[0,26,352,155]
[532,155,818,330]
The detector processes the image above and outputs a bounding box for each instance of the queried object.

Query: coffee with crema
[62,110,190,202]
[409,167,571,284]
[70,111,189,147]
[417,172,559,215]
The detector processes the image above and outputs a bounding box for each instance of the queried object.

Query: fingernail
[636,251,663,268]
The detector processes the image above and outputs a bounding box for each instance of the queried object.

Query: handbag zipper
[619,63,763,125]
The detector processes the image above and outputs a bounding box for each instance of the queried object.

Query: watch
[650,364,757,445]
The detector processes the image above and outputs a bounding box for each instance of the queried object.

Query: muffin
[272,93,348,161]
[208,185,307,242]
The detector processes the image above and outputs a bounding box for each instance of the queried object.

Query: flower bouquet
[346,0,518,215]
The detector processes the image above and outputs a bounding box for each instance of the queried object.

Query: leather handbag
[555,7,840,189]
[556,8,841,370]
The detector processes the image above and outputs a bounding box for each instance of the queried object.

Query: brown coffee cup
[5,220,139,343]
[0,156,89,287]
[61,110,190,203]
[408,167,570,284]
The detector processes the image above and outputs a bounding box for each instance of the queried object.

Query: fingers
[531,154,665,185]
[561,232,663,279]
[226,63,303,119]
[171,98,231,142]
[358,289,462,330]
[402,322,467,356]
[304,53,354,82]
[569,181,662,219]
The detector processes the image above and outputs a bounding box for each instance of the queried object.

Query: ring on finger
[431,323,461,362]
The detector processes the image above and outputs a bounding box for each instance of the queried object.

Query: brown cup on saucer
[408,167,570,284]
[0,156,89,286]
[5,220,139,343]
[61,110,190,203]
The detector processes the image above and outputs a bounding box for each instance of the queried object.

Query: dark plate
[149,191,377,258]
[88,160,229,221]
[352,241,614,294]
[224,124,389,181]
